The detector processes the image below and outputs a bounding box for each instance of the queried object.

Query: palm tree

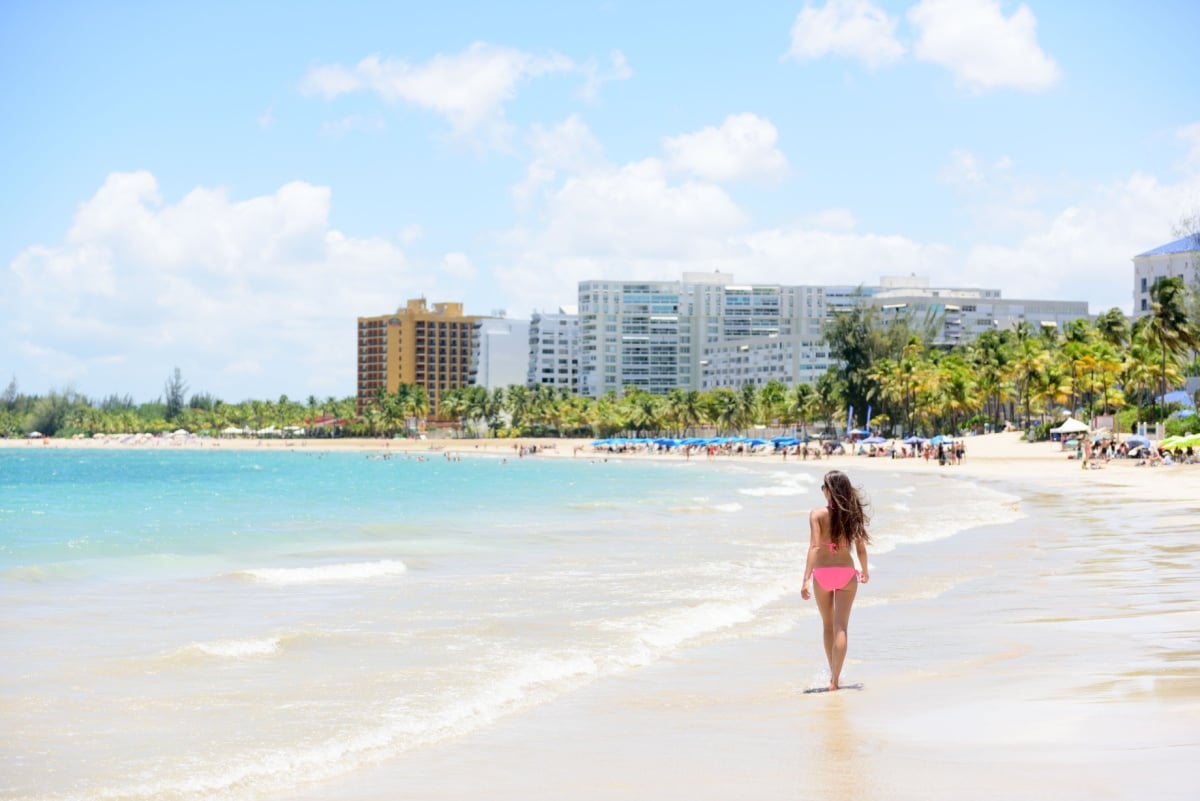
[1121,335,1164,424]
[790,382,819,439]
[736,383,759,430]
[439,388,469,437]
[1144,276,1199,419]
[705,388,741,434]
[504,385,532,432]
[759,380,787,431]
[1032,360,1072,424]
[813,370,843,436]
[1095,307,1129,350]
[1012,337,1048,430]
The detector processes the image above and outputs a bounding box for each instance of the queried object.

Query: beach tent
[1049,417,1089,435]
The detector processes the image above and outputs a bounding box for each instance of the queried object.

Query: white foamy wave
[234,559,408,585]
[871,480,1024,554]
[738,470,815,498]
[739,484,805,497]
[672,501,744,513]
[178,636,283,659]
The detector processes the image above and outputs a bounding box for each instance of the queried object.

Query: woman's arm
[801,507,824,600]
[856,539,869,584]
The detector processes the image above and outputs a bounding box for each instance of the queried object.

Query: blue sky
[2,0,1198,402]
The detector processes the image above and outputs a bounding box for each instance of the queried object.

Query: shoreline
[5,429,1195,490]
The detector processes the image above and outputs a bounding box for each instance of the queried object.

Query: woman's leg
[828,579,859,690]
[814,584,836,677]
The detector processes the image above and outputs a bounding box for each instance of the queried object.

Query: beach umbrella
[1049,417,1090,435]
[1123,435,1151,448]
[862,435,887,444]
[902,435,926,445]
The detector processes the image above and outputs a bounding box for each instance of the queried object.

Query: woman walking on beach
[801,470,870,691]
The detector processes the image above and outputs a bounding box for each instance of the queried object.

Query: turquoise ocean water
[0,447,1022,800]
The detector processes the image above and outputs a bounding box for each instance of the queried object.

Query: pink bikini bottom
[812,567,859,592]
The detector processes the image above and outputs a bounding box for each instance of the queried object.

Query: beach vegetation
[163,367,189,422]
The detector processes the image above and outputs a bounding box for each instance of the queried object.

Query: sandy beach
[4,432,1198,800]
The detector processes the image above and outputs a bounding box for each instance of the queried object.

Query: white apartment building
[578,273,1093,396]
[700,333,838,390]
[1132,235,1200,316]
[470,317,531,390]
[527,307,580,389]
[578,274,855,397]
[872,275,1090,345]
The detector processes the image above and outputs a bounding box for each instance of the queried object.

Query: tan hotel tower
[356,299,482,413]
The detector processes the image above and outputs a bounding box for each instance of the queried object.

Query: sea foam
[234,559,408,585]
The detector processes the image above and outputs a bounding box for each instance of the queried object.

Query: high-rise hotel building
[578,273,1092,397]
[356,298,482,413]
[577,273,846,397]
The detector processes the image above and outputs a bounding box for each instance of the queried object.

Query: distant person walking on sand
[801,469,871,691]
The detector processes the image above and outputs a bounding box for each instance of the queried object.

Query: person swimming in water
[801,469,871,691]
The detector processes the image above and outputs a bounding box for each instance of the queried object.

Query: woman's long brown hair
[823,470,871,545]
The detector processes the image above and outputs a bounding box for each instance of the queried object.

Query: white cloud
[512,115,605,206]
[399,224,424,245]
[299,63,363,99]
[319,114,386,138]
[799,208,858,231]
[580,50,634,101]
[300,43,574,145]
[440,252,476,280]
[1178,122,1200,173]
[2,171,444,400]
[498,157,749,310]
[909,0,1061,93]
[786,0,905,69]
[955,168,1200,311]
[498,120,1200,320]
[664,113,787,182]
[938,148,984,185]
